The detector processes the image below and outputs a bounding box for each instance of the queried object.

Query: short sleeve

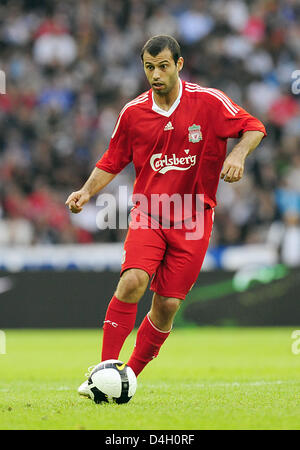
[96,108,132,174]
[211,89,267,139]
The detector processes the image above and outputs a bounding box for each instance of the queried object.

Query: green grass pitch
[0,327,300,430]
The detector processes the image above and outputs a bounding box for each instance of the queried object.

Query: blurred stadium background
[1,0,300,328]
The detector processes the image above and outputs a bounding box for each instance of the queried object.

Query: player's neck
[152,79,181,112]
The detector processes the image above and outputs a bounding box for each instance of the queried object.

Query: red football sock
[101,295,137,361]
[127,313,171,376]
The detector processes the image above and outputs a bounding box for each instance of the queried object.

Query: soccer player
[65,35,266,398]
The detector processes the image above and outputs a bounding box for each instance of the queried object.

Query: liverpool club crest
[188,124,202,143]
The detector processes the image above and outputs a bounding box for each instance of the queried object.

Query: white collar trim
[152,79,182,117]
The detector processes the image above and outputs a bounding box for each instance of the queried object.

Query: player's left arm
[221,130,265,183]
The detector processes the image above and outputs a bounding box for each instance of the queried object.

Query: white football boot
[77,365,95,399]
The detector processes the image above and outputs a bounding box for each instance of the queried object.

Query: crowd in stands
[0,0,300,265]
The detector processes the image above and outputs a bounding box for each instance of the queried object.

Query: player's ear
[177,57,184,73]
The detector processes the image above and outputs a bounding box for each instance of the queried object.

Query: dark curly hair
[141,35,181,64]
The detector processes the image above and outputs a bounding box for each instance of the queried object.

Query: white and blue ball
[88,359,137,404]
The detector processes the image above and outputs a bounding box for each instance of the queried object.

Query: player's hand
[65,190,90,213]
[220,153,245,183]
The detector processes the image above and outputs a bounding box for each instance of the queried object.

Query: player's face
[143,49,183,96]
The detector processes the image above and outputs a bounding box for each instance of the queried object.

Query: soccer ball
[88,359,137,404]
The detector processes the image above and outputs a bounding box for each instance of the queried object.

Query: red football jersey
[96,80,266,219]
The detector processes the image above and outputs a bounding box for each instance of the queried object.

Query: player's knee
[156,297,181,318]
[116,269,149,301]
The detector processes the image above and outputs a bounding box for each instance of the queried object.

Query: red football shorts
[120,207,214,300]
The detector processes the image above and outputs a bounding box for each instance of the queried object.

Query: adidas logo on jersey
[164,121,174,131]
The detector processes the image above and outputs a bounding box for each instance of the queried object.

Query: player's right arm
[65,168,116,214]
[66,105,133,214]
